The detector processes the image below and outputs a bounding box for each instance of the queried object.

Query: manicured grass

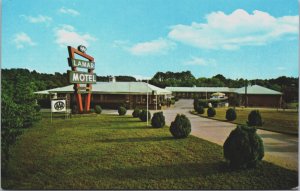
[196,107,298,135]
[2,114,298,189]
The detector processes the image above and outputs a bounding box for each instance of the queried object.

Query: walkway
[163,99,298,171]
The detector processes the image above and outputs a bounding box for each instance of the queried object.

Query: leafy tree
[1,70,41,175]
[1,95,23,175]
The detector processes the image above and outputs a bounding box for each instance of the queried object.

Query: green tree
[1,72,41,175]
[1,95,23,174]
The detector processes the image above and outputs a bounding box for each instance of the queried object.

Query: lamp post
[146,79,149,127]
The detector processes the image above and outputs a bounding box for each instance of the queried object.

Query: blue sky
[2,0,299,80]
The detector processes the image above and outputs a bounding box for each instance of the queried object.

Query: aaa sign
[69,71,97,84]
[51,100,66,112]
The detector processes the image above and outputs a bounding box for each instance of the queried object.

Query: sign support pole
[147,80,149,127]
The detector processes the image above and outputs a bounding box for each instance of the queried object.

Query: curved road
[163,99,298,171]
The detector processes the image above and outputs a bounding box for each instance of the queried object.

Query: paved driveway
[163,99,298,171]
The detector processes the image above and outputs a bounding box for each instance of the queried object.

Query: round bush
[170,114,191,138]
[139,110,151,122]
[207,107,216,117]
[94,105,102,114]
[223,125,264,169]
[193,98,199,111]
[247,110,263,126]
[132,108,140,118]
[151,112,165,128]
[198,99,208,108]
[171,99,176,105]
[196,106,205,114]
[226,108,236,121]
[118,106,127,116]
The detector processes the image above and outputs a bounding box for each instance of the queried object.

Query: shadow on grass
[100,126,146,130]
[99,136,174,143]
[90,162,225,180]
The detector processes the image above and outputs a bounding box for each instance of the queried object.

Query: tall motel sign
[67,45,96,113]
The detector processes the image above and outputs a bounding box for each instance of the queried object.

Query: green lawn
[196,107,298,135]
[2,114,298,189]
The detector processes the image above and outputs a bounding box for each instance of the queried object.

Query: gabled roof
[35,82,172,95]
[234,85,282,95]
[165,85,282,95]
[165,87,233,93]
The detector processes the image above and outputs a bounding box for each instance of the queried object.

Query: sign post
[67,45,96,113]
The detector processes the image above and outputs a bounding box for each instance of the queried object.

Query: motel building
[35,80,172,110]
[165,85,282,108]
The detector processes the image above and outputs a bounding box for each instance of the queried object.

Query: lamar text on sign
[68,71,97,84]
[68,58,95,69]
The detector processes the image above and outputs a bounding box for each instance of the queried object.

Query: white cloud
[20,15,52,24]
[59,7,80,16]
[183,56,216,66]
[112,40,130,48]
[12,32,36,49]
[168,9,298,50]
[54,24,96,47]
[128,38,176,55]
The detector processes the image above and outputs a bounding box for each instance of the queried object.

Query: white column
[156,93,157,111]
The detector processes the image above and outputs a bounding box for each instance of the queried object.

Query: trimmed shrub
[247,110,263,126]
[151,112,165,128]
[132,108,140,118]
[94,105,102,114]
[118,103,129,110]
[118,106,127,116]
[196,106,205,114]
[223,125,264,169]
[226,108,236,121]
[170,99,175,105]
[207,107,216,117]
[139,110,151,122]
[198,99,208,108]
[193,98,199,111]
[170,114,191,138]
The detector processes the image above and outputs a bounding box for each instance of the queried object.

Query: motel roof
[165,85,282,95]
[165,87,233,93]
[35,82,172,95]
[234,85,282,95]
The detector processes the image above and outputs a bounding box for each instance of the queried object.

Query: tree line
[2,68,298,102]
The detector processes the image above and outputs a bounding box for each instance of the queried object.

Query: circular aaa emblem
[54,101,65,110]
